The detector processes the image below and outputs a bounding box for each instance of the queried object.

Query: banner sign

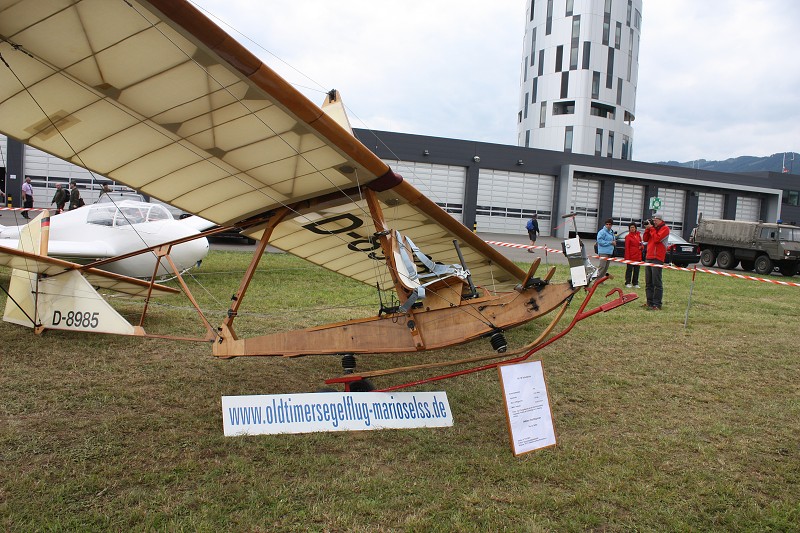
[222,391,453,436]
[498,360,557,455]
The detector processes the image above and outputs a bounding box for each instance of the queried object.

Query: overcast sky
[192,0,799,163]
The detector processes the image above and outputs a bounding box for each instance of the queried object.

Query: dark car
[613,230,700,267]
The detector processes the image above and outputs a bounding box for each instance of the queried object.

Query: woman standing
[624,223,643,288]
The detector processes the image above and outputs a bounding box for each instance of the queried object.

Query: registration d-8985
[52,310,100,329]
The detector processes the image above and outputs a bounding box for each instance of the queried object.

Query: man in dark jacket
[51,183,67,212]
[68,182,82,210]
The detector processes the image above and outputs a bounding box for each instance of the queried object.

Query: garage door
[697,192,724,221]
[656,187,686,234]
[570,178,600,234]
[475,169,555,235]
[612,183,644,227]
[735,196,761,222]
[384,160,466,223]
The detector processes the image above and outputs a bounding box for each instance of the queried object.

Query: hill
[656,152,799,174]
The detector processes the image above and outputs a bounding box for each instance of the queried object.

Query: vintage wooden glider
[0,0,636,388]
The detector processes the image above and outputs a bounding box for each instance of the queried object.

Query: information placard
[222,391,453,436]
[498,360,556,455]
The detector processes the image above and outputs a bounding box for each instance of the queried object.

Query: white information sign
[498,360,557,455]
[222,391,453,436]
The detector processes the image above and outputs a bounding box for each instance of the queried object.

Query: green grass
[2,253,799,531]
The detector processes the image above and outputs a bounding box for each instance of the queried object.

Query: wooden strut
[134,244,217,342]
[214,207,292,354]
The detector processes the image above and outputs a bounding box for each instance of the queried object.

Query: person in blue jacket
[525,214,540,253]
[596,218,616,278]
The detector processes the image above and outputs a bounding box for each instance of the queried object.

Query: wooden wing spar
[0,0,638,383]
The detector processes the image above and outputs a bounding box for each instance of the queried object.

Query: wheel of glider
[753,255,773,275]
[699,248,716,267]
[779,262,798,277]
[348,379,376,392]
[716,250,738,270]
[739,260,755,272]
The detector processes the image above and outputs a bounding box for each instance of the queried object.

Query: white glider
[0,200,210,278]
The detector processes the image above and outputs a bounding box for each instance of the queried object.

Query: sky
[191,0,800,163]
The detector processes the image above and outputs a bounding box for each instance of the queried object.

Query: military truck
[691,218,800,276]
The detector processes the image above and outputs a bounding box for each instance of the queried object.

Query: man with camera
[642,214,670,310]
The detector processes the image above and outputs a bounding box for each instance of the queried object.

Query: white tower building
[518,0,642,159]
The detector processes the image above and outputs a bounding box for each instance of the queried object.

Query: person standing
[21,177,34,219]
[98,183,112,200]
[526,214,540,253]
[596,218,616,278]
[51,183,67,213]
[68,182,82,210]
[624,223,643,288]
[642,214,670,310]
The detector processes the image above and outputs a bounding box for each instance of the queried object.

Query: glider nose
[172,235,210,271]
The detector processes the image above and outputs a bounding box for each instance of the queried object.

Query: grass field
[2,251,799,531]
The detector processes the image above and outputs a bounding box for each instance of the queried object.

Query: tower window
[570,16,581,70]
[595,129,603,156]
[592,71,600,99]
[560,72,569,98]
[564,126,574,152]
[582,41,591,69]
[591,102,616,119]
[555,45,563,72]
[607,131,615,158]
[546,0,553,35]
[539,101,547,128]
[538,49,545,76]
[553,100,575,115]
[627,0,632,26]
[615,22,622,49]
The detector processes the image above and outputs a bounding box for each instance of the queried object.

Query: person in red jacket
[624,223,643,288]
[642,214,670,310]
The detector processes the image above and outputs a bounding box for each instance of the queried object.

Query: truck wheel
[740,260,755,271]
[699,248,716,267]
[753,255,773,275]
[716,250,738,270]
[779,262,798,277]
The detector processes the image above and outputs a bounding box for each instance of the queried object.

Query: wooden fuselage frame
[213,188,579,358]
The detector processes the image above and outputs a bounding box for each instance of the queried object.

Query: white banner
[222,392,453,436]
[498,360,557,455]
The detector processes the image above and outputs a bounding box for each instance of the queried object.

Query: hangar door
[612,183,644,227]
[24,144,96,205]
[735,196,761,222]
[656,187,686,234]
[476,170,554,235]
[383,159,466,223]
[697,192,724,221]
[570,178,600,234]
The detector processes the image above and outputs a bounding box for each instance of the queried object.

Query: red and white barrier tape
[485,240,800,288]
